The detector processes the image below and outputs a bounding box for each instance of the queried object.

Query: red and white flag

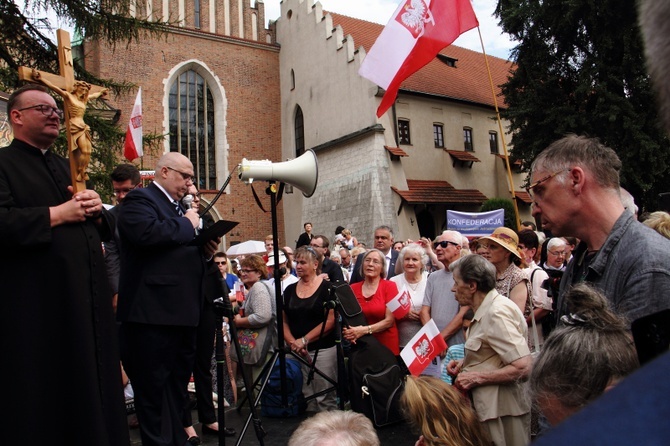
[387,285,412,319]
[359,0,479,117]
[123,88,143,161]
[400,318,447,375]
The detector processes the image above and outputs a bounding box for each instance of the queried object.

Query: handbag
[235,282,275,366]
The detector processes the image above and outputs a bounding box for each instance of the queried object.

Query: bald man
[117,152,220,446]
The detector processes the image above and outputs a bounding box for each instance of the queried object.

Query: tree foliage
[480,197,516,230]
[495,0,670,211]
[1,1,168,201]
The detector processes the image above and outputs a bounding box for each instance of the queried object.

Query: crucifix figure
[18,29,108,192]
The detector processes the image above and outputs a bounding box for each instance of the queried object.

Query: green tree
[480,198,516,230]
[1,1,167,201]
[495,0,670,211]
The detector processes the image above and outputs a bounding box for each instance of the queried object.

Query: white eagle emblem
[412,334,433,363]
[397,0,435,39]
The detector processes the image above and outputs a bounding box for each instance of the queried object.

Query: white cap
[266,252,287,267]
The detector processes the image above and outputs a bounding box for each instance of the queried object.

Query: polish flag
[359,0,479,117]
[387,285,412,319]
[123,88,143,161]
[401,319,447,375]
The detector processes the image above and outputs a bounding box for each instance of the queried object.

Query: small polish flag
[123,88,143,161]
[401,319,447,375]
[387,285,412,319]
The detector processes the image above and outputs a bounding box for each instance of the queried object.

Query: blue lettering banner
[446,209,505,236]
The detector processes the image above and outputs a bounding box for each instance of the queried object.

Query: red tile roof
[385,145,409,157]
[514,191,532,204]
[329,12,513,109]
[496,154,522,166]
[445,150,481,162]
[392,180,488,205]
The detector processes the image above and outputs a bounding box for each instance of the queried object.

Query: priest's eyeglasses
[17,104,64,120]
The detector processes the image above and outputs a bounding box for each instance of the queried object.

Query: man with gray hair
[528,134,670,326]
[350,225,398,283]
[420,230,470,347]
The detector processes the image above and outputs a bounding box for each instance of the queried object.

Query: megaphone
[238,149,318,198]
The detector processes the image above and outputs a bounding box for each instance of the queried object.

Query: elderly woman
[283,246,338,411]
[390,243,429,349]
[479,227,531,317]
[343,249,400,355]
[232,254,276,385]
[542,238,567,272]
[531,283,638,426]
[401,375,491,446]
[447,254,532,446]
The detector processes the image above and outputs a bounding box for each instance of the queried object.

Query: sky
[262,0,516,60]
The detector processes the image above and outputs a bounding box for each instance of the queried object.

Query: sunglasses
[214,261,227,265]
[434,240,460,249]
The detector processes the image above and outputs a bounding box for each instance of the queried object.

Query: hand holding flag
[400,318,447,375]
[387,285,412,319]
[359,0,479,117]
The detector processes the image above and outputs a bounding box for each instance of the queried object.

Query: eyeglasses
[113,184,139,196]
[17,104,64,120]
[239,268,256,274]
[526,169,570,201]
[548,250,566,257]
[434,240,460,249]
[214,261,227,265]
[167,166,195,182]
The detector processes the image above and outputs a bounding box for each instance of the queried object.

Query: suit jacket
[117,182,205,327]
[349,249,399,284]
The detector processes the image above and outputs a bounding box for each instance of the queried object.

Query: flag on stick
[359,0,479,117]
[400,318,447,375]
[123,88,143,161]
[387,285,412,319]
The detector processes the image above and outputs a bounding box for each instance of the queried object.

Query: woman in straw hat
[479,227,531,317]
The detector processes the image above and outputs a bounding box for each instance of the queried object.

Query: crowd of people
[4,8,670,441]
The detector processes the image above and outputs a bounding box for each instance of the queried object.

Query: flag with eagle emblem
[359,0,479,117]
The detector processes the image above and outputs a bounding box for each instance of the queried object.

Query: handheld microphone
[182,194,194,210]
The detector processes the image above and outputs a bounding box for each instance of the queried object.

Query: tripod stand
[213,294,266,446]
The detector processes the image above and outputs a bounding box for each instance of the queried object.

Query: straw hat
[480,227,522,260]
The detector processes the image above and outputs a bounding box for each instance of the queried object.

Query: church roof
[329,12,513,109]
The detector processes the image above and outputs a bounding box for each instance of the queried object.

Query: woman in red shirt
[343,249,400,355]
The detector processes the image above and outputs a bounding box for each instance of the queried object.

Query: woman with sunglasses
[283,246,338,411]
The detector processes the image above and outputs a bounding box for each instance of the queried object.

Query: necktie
[174,201,183,216]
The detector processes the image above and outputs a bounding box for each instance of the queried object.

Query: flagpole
[476,27,521,231]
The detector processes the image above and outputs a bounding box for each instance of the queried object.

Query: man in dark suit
[349,225,398,283]
[117,152,220,446]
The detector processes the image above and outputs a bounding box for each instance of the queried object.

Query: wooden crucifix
[18,29,108,192]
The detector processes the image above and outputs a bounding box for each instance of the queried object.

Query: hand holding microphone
[181,194,200,230]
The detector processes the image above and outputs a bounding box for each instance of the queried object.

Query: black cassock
[0,139,129,445]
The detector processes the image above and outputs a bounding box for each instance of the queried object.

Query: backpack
[260,357,306,417]
[331,282,406,427]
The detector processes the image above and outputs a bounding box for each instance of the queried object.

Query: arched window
[168,70,216,190]
[295,105,304,158]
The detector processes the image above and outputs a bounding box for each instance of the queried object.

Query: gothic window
[169,70,216,190]
[295,105,305,158]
